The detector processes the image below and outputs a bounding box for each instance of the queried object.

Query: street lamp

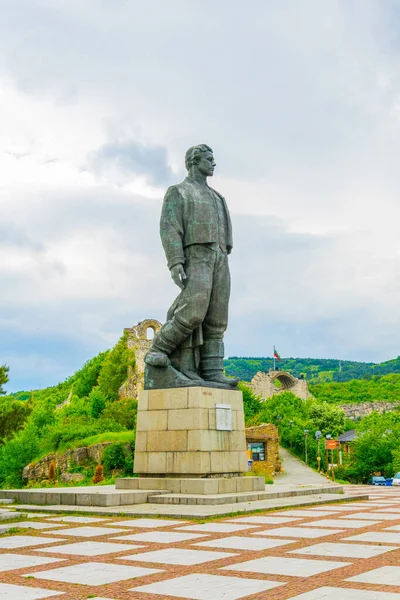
[315,430,322,472]
[325,434,332,477]
[304,429,309,464]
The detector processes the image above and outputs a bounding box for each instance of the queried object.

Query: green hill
[224,356,400,383]
[0,334,136,488]
[310,373,400,405]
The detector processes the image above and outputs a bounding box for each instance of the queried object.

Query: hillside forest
[225,355,400,383]
[2,344,400,487]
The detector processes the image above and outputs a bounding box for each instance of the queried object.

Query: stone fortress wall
[340,401,400,419]
[250,370,312,401]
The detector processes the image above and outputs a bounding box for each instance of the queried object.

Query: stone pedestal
[134,386,248,477]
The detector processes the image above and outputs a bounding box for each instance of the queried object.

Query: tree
[238,383,262,424]
[0,397,32,443]
[0,365,9,396]
[308,402,345,436]
[97,334,135,401]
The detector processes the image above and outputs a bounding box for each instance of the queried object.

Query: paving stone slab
[114,531,207,544]
[0,554,64,572]
[114,518,187,528]
[275,510,341,517]
[319,505,372,511]
[121,547,235,565]
[35,540,143,556]
[46,516,109,524]
[0,583,63,599]
[385,524,400,531]
[253,526,343,538]
[226,515,299,524]
[224,556,350,577]
[8,521,67,530]
[0,536,64,549]
[196,535,295,551]
[48,525,127,537]
[345,532,400,544]
[343,512,400,520]
[131,573,284,599]
[298,518,379,529]
[305,506,349,511]
[178,523,257,533]
[290,587,400,599]
[25,561,162,585]
[290,542,396,558]
[347,565,400,586]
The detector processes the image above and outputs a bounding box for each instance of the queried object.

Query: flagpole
[273,346,276,371]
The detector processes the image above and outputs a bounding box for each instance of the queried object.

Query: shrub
[251,461,274,484]
[0,428,39,487]
[103,443,127,473]
[48,460,57,483]
[103,442,133,475]
[101,398,137,430]
[89,388,106,419]
[92,464,104,484]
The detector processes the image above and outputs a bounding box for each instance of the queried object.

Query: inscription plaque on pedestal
[216,404,232,431]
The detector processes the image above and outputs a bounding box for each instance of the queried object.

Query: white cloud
[2,1,400,390]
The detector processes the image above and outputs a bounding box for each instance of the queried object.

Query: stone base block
[134,386,248,477]
[116,476,265,494]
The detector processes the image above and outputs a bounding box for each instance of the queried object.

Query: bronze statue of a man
[145,144,238,389]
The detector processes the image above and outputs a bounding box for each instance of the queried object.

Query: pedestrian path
[1,485,400,598]
[275,446,339,486]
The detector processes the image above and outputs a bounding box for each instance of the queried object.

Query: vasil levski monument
[145,143,238,389]
[132,145,264,495]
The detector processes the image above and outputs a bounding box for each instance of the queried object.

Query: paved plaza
[3,485,400,598]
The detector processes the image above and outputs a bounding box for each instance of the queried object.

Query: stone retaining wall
[22,442,129,483]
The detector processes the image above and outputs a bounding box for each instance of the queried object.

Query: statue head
[185,144,216,177]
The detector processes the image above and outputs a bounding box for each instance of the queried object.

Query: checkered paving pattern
[2,485,400,598]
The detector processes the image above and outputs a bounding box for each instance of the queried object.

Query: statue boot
[179,347,205,382]
[201,340,239,387]
[145,319,191,368]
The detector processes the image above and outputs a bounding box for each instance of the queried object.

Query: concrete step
[0,499,13,505]
[116,476,265,494]
[0,486,167,507]
[149,485,344,505]
[149,491,275,505]
[11,491,369,519]
[0,511,26,521]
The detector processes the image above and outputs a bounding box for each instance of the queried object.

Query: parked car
[392,473,400,486]
[368,476,387,486]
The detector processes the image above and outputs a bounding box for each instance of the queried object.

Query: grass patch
[29,431,134,465]
[72,431,134,448]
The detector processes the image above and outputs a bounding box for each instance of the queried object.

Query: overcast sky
[2,0,400,392]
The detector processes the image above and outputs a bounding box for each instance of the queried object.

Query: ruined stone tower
[119,319,162,399]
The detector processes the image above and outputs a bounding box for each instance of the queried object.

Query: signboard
[215,404,232,431]
[325,440,340,450]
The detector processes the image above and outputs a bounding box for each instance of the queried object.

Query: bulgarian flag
[274,346,281,362]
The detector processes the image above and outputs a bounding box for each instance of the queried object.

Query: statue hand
[171,264,186,290]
